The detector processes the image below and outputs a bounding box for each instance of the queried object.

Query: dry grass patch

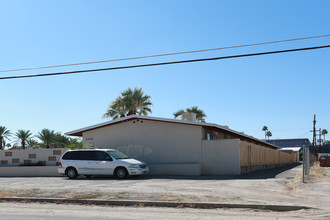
[291,162,329,184]
[0,189,40,198]
[310,162,328,180]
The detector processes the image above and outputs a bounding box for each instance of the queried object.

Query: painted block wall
[201,139,241,175]
[0,148,68,166]
[83,119,203,175]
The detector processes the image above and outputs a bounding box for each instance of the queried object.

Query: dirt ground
[0,163,330,218]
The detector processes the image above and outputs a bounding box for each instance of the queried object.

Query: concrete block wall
[0,148,68,166]
[201,139,241,175]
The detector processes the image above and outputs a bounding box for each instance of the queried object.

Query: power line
[0,44,329,80]
[1,34,330,73]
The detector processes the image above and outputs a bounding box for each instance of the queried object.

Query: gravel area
[1,163,330,217]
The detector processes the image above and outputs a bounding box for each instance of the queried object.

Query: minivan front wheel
[66,168,78,179]
[115,167,128,179]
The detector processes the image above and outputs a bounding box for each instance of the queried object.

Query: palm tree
[0,126,11,150]
[173,109,185,118]
[266,130,272,140]
[103,97,127,119]
[173,106,207,122]
[36,129,56,148]
[103,87,152,119]
[15,130,32,149]
[27,139,39,148]
[54,132,70,148]
[186,106,207,122]
[322,129,328,144]
[262,126,268,139]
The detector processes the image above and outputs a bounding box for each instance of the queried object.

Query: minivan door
[73,151,94,175]
[93,151,114,175]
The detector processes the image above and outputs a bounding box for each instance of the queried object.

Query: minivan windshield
[107,150,130,159]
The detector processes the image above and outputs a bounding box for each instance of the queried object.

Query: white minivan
[58,149,149,179]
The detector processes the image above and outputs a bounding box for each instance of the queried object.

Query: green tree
[0,126,11,150]
[54,132,70,148]
[322,129,328,144]
[36,129,56,148]
[103,96,127,119]
[27,139,39,148]
[266,130,272,140]
[15,129,32,149]
[103,87,152,119]
[173,109,185,118]
[67,138,83,149]
[173,106,207,122]
[262,126,268,140]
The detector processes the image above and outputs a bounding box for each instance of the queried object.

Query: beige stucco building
[66,115,297,176]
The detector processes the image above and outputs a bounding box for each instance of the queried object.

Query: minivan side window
[62,151,111,161]
[62,151,94,160]
[62,152,72,160]
[95,151,111,161]
[78,151,94,160]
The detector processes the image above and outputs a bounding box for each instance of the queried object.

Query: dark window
[62,151,94,160]
[62,151,110,161]
[62,152,72,160]
[78,151,94,160]
[95,151,110,161]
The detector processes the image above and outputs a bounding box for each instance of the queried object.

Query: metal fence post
[302,145,310,183]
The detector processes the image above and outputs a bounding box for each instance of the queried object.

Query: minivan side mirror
[105,156,113,161]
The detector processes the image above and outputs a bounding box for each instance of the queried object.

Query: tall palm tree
[186,106,207,122]
[266,130,272,140]
[103,96,127,119]
[15,129,32,149]
[173,106,207,122]
[262,126,268,140]
[103,87,152,119]
[0,126,11,150]
[322,129,328,144]
[36,129,56,148]
[54,132,70,148]
[27,139,39,148]
[173,109,185,118]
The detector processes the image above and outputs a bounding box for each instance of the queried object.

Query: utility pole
[313,114,316,154]
[319,128,322,147]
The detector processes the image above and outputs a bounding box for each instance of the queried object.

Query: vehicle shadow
[63,163,302,181]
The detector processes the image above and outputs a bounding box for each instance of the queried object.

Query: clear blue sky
[1,0,329,143]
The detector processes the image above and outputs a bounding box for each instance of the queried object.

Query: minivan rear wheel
[115,167,128,179]
[66,168,78,179]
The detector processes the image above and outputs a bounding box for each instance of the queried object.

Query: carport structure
[66,115,297,175]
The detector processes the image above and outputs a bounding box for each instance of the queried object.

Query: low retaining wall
[0,166,62,177]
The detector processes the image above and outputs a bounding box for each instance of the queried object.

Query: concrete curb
[0,197,312,212]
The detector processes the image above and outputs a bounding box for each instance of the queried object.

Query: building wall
[202,139,241,175]
[0,148,67,166]
[240,141,297,173]
[83,119,203,175]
